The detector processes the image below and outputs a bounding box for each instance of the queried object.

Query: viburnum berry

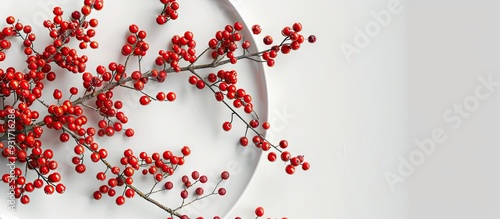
[75,164,86,173]
[166,92,176,101]
[267,152,277,162]
[217,188,226,196]
[56,184,66,194]
[308,35,317,43]
[164,181,174,190]
[221,171,230,180]
[302,162,310,170]
[195,187,204,196]
[139,95,151,105]
[20,195,30,204]
[93,191,102,200]
[181,146,191,156]
[239,136,248,146]
[116,196,125,205]
[255,206,265,217]
[263,35,273,45]
[285,164,295,175]
[222,121,232,131]
[279,140,288,149]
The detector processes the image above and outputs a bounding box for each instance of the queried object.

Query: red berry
[292,22,303,32]
[218,188,226,196]
[75,164,86,173]
[263,36,273,45]
[285,164,295,175]
[166,92,176,101]
[125,128,134,137]
[93,191,102,200]
[116,196,125,205]
[279,140,288,149]
[302,162,310,170]
[262,122,270,130]
[308,35,317,43]
[252,25,262,35]
[221,171,230,180]
[239,137,248,146]
[267,152,277,162]
[181,146,191,156]
[196,80,205,89]
[156,15,167,25]
[129,24,139,33]
[222,121,232,131]
[139,96,151,105]
[281,151,291,162]
[156,92,166,101]
[234,22,243,31]
[255,206,265,217]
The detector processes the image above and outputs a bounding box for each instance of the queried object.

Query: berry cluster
[156,0,180,25]
[156,31,197,72]
[0,0,316,217]
[208,22,245,64]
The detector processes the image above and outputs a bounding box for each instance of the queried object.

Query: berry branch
[0,0,315,218]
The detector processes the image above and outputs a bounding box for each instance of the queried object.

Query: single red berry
[234,22,243,31]
[125,128,134,137]
[129,24,139,33]
[139,96,151,105]
[166,92,176,101]
[156,15,167,25]
[116,196,125,205]
[195,187,204,196]
[222,121,232,131]
[180,190,188,199]
[93,191,102,200]
[44,185,55,194]
[249,119,259,128]
[164,181,173,190]
[218,188,226,196]
[285,164,295,175]
[302,162,310,170]
[251,25,262,35]
[263,36,273,45]
[308,35,317,43]
[279,140,288,149]
[53,89,63,99]
[239,136,248,146]
[196,80,205,89]
[281,151,291,162]
[75,163,86,173]
[181,146,191,156]
[20,195,30,204]
[255,206,265,217]
[262,122,270,130]
[199,175,208,183]
[188,76,198,85]
[6,16,15,24]
[156,92,166,101]
[292,22,303,32]
[221,171,230,180]
[191,171,200,180]
[267,152,277,162]
[56,184,66,194]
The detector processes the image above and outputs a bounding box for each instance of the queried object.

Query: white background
[230,0,500,219]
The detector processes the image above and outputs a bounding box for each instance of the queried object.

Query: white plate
[0,0,267,218]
